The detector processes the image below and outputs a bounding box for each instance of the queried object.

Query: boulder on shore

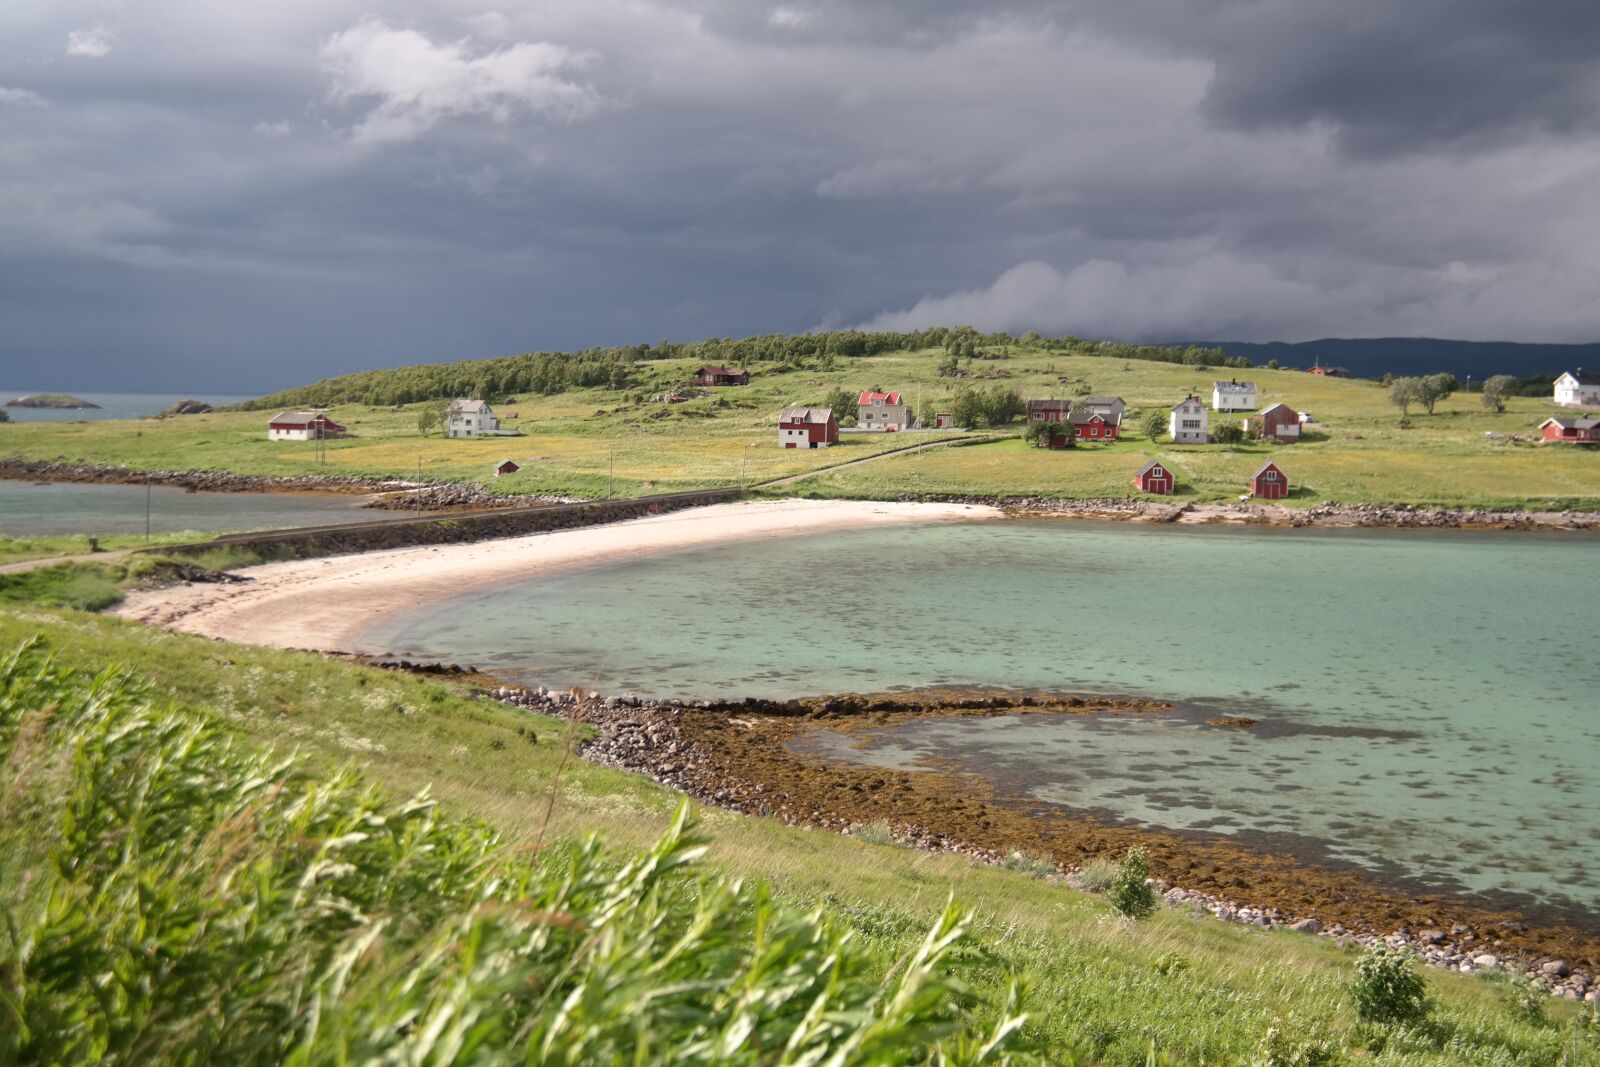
[166,398,213,415]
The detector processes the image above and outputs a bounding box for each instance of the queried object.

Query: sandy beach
[115,498,999,651]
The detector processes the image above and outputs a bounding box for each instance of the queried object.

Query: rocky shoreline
[0,460,574,511]
[915,494,1600,531]
[451,675,1598,1002]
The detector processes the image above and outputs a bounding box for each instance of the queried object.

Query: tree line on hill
[239,329,1248,410]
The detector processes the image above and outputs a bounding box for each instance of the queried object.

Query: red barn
[694,365,750,386]
[778,406,838,448]
[1539,417,1600,443]
[1132,460,1174,495]
[1250,461,1290,499]
[1068,409,1120,442]
[1254,402,1301,442]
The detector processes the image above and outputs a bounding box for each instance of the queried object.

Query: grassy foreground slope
[3,607,1597,1065]
[2,343,1595,508]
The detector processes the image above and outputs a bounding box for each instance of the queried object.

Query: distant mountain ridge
[1182,338,1600,381]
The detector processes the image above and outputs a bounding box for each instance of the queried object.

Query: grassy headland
[4,605,1598,1064]
[1,335,1595,510]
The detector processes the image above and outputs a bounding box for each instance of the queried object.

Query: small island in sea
[6,392,101,410]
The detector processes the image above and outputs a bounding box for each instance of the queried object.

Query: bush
[1505,974,1549,1026]
[1106,847,1157,920]
[1349,945,1429,1025]
[848,818,900,847]
[999,850,1057,879]
[1254,1017,1337,1067]
[1074,857,1119,894]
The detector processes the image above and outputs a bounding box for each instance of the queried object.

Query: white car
[1298,411,1315,424]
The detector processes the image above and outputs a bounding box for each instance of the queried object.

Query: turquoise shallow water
[360,519,1600,918]
[0,481,419,537]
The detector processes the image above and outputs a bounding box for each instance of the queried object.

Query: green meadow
[2,346,1594,510]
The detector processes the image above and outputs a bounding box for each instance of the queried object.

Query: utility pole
[608,445,615,500]
[416,456,422,513]
[145,480,151,544]
[741,444,749,496]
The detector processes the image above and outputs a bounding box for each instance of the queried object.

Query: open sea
[358,518,1600,920]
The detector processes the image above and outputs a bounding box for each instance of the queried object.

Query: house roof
[268,410,340,427]
[1025,399,1071,413]
[858,391,902,405]
[1135,460,1167,477]
[780,406,833,424]
[495,458,519,468]
[1083,395,1125,407]
[1068,410,1122,426]
[1170,395,1203,412]
[1542,417,1600,430]
[1259,402,1298,417]
[1561,369,1600,386]
[1213,380,1257,393]
[1252,461,1285,479]
[447,398,492,414]
[697,365,745,376]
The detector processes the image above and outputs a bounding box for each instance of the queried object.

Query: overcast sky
[4,1,1600,390]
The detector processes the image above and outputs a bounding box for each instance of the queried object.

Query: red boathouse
[1250,461,1290,499]
[1539,417,1600,444]
[1132,460,1174,495]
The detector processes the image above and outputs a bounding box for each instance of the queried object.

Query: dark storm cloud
[1,1,1598,391]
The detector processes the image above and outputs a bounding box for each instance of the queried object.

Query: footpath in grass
[4,607,1598,1064]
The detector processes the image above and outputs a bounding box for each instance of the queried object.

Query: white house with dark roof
[446,398,499,438]
[1168,395,1208,444]
[1212,379,1258,412]
[1554,370,1600,407]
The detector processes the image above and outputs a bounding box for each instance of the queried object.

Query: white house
[1554,370,1600,407]
[1168,395,1208,444]
[1212,380,1258,412]
[446,398,499,438]
[857,390,912,431]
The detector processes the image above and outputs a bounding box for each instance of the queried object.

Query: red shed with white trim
[1250,461,1290,499]
[1132,460,1174,495]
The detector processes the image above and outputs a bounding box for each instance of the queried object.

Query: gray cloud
[1,1,1598,392]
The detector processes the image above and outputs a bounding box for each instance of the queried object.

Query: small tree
[0,408,9,423]
[1416,372,1458,415]
[1142,409,1168,442]
[1266,359,1280,370]
[1021,420,1054,447]
[1481,374,1515,413]
[417,407,440,437]
[823,387,856,424]
[1107,847,1157,920]
[1211,422,1246,446]
[1388,377,1421,417]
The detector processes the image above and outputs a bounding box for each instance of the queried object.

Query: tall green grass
[0,640,1036,1064]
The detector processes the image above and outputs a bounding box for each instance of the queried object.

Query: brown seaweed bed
[518,683,1596,996]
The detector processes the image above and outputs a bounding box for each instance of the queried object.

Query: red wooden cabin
[1068,410,1120,442]
[1250,461,1290,499]
[1132,460,1174,495]
[1539,417,1600,443]
[694,365,750,386]
[1254,402,1301,442]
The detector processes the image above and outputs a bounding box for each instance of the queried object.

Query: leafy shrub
[0,640,1035,1065]
[1153,952,1191,977]
[1505,974,1549,1026]
[1106,847,1157,920]
[1349,945,1429,1025]
[1254,1017,1337,1066]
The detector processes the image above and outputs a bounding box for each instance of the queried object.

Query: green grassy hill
[2,341,1595,509]
[4,607,1597,1064]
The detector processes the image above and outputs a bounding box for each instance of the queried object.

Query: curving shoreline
[113,499,1002,650]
